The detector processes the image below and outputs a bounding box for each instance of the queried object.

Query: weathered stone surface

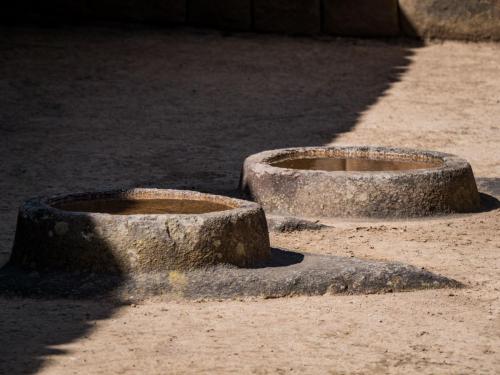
[254,0,321,34]
[88,0,186,24]
[188,0,251,30]
[399,0,500,41]
[9,189,270,273]
[323,0,399,36]
[0,249,461,300]
[266,215,325,232]
[241,146,481,218]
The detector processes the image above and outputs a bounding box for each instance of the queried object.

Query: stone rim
[36,188,259,219]
[244,146,468,177]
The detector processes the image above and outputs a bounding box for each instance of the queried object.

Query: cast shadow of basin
[477,177,500,212]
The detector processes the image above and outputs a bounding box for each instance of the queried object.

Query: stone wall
[1,0,499,41]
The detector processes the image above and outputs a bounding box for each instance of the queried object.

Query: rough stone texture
[266,215,325,232]
[188,0,251,30]
[87,0,186,24]
[241,146,481,218]
[399,0,500,41]
[253,0,321,34]
[9,189,270,273]
[0,249,460,300]
[323,0,399,36]
[1,0,187,24]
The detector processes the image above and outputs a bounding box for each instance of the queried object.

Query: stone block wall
[1,0,499,41]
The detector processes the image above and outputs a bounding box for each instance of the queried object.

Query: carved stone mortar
[241,146,481,218]
[10,189,271,273]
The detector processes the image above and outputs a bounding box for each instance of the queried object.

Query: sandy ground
[0,27,499,374]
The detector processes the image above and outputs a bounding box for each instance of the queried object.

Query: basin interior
[52,198,234,215]
[270,153,443,172]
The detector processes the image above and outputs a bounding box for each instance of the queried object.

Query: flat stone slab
[0,249,460,300]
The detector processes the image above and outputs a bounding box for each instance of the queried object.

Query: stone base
[0,249,461,300]
[88,0,186,24]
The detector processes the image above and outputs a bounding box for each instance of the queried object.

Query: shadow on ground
[0,26,420,374]
[476,178,500,211]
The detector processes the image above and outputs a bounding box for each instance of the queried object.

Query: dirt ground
[0,27,499,374]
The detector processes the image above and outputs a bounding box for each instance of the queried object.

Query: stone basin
[2,187,462,300]
[9,189,271,273]
[241,146,481,218]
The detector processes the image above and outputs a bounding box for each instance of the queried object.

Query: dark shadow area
[254,247,305,268]
[398,3,420,39]
[0,213,125,375]
[476,177,500,199]
[0,1,187,28]
[0,248,304,374]
[0,265,124,298]
[479,193,500,212]
[477,177,500,212]
[0,297,121,375]
[0,26,420,373]
[0,248,304,298]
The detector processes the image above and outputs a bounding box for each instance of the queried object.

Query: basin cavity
[10,189,271,274]
[241,146,481,218]
[53,198,233,215]
[270,156,442,172]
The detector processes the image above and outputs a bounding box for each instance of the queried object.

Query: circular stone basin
[241,146,481,218]
[10,189,270,274]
